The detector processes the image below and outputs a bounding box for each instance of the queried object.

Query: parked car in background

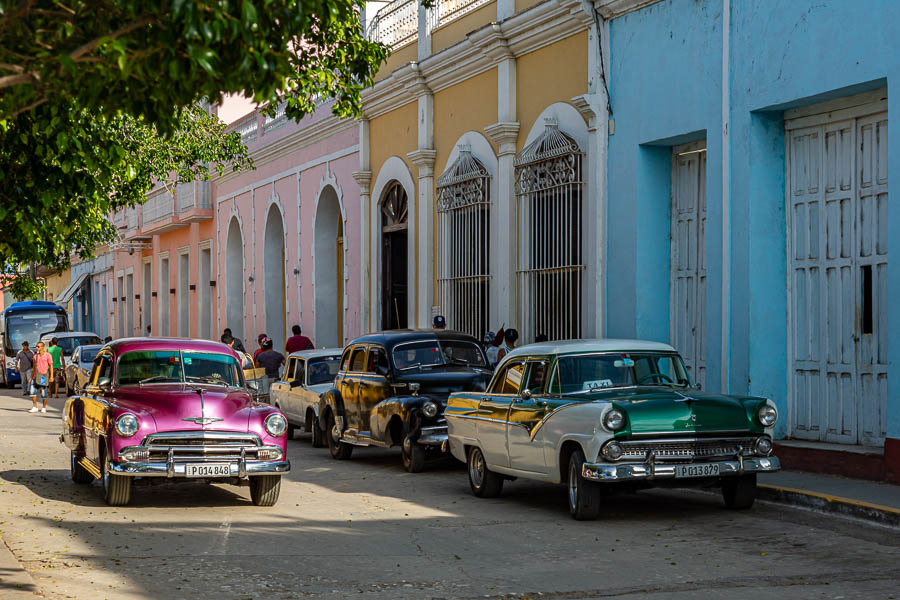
[65,344,102,395]
[446,339,781,520]
[59,338,291,506]
[40,331,102,358]
[269,349,343,447]
[318,330,493,472]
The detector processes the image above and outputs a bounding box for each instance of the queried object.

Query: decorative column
[352,168,372,334]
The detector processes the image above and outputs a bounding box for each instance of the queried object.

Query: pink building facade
[105,101,362,353]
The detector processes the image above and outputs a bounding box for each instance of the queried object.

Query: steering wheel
[636,373,674,385]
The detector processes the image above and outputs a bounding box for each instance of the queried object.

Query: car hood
[572,387,767,435]
[395,367,492,399]
[112,384,254,432]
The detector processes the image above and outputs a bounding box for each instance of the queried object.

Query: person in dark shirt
[285,325,314,353]
[223,328,246,353]
[255,338,285,380]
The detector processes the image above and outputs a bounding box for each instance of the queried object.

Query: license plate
[185,463,232,478]
[674,463,720,478]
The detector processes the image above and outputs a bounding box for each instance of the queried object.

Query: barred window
[436,146,491,339]
[514,119,584,343]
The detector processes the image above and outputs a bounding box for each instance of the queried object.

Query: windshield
[307,356,342,385]
[55,336,101,355]
[550,353,693,394]
[440,340,488,367]
[80,347,100,363]
[116,350,243,387]
[4,311,67,354]
[391,339,487,370]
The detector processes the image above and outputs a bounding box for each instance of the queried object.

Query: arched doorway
[263,204,286,352]
[381,182,408,330]
[225,216,244,341]
[314,186,343,347]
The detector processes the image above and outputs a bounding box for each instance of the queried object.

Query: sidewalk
[0,537,40,598]
[758,469,900,528]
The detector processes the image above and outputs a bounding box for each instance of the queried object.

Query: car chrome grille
[142,432,262,463]
[618,437,758,462]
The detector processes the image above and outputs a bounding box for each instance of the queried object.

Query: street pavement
[0,387,898,600]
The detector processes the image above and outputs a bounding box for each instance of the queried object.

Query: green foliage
[0,102,252,274]
[0,0,389,130]
[4,273,45,301]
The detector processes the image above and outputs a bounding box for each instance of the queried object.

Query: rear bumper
[581,456,780,482]
[109,459,290,478]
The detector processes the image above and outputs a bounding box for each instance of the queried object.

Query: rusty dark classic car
[318,330,492,472]
[60,338,291,506]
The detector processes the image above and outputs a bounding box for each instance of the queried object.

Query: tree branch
[69,15,156,61]
[0,72,38,89]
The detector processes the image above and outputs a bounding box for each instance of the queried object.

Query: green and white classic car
[445,339,781,520]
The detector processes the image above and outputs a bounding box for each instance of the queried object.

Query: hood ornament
[182,416,224,425]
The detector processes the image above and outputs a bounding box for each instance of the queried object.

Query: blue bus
[1,301,69,387]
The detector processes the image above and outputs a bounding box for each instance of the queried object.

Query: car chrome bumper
[417,425,448,448]
[581,456,780,482]
[109,459,291,478]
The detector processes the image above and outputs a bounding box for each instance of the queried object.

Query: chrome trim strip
[109,459,291,477]
[581,456,780,482]
[446,414,509,425]
[417,433,448,446]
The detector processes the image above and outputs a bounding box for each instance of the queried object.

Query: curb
[0,537,41,598]
[758,483,900,528]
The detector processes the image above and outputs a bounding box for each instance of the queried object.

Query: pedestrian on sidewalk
[285,325,314,354]
[496,328,519,363]
[29,341,53,413]
[255,337,285,381]
[47,337,65,399]
[15,341,34,397]
[223,328,246,353]
[433,315,447,330]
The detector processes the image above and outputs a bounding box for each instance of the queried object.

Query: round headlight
[755,436,773,456]
[421,401,438,418]
[265,413,287,437]
[601,441,623,461]
[115,414,139,437]
[757,404,778,427]
[603,408,625,431]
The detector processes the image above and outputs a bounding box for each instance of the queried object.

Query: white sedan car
[269,349,343,446]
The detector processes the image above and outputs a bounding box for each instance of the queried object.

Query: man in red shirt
[285,325,314,353]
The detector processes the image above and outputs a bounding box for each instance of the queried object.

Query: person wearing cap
[253,333,268,363]
[255,337,285,381]
[433,315,447,330]
[15,341,34,397]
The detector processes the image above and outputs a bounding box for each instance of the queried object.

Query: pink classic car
[60,338,291,506]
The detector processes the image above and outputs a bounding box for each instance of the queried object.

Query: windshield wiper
[447,357,470,366]
[139,375,179,386]
[185,375,228,386]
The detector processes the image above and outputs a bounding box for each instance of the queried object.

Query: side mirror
[97,377,111,389]
[247,380,260,392]
[289,379,303,388]
[520,388,532,401]
[375,365,390,377]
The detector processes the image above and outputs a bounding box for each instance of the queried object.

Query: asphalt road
[0,387,897,600]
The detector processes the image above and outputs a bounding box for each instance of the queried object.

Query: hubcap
[469,450,485,488]
[568,460,578,510]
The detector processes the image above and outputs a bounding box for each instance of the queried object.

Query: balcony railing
[264,101,288,133]
[142,189,175,225]
[177,181,195,212]
[435,0,492,26]
[234,114,258,144]
[367,0,418,47]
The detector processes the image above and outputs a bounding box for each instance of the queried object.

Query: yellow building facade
[358,0,611,343]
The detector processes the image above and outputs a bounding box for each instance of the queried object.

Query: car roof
[502,338,678,360]
[40,331,100,339]
[101,337,240,359]
[74,344,103,353]
[347,329,481,351]
[287,348,344,359]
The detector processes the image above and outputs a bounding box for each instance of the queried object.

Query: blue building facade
[604,0,898,473]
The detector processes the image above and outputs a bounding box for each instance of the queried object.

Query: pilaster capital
[485,121,520,156]
[406,149,437,177]
[352,170,373,193]
[571,94,600,130]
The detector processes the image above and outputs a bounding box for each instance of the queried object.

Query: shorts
[30,382,48,399]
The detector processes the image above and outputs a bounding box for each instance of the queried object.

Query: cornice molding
[362,0,594,119]
[593,0,662,19]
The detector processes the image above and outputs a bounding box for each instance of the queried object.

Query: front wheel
[722,474,757,509]
[326,413,353,460]
[467,446,503,498]
[70,453,94,484]
[567,448,601,520]
[402,437,426,473]
[101,455,132,506]
[286,424,296,440]
[311,416,325,448]
[249,475,282,506]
